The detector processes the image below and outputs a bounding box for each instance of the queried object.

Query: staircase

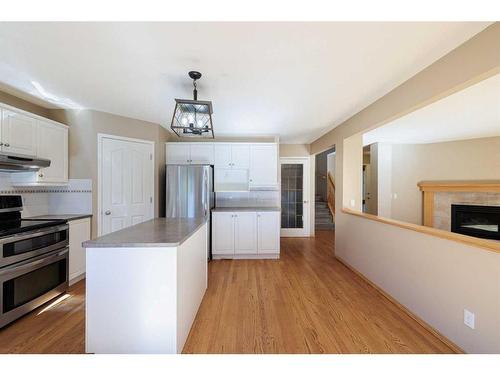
[315,194,335,231]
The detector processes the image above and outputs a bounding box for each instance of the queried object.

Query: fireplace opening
[451,204,500,240]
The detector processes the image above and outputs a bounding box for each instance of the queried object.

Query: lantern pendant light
[170,71,214,138]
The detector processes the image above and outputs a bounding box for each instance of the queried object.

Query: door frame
[97,133,155,236]
[280,156,311,237]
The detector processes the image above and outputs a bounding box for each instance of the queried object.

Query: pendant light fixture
[170,71,214,138]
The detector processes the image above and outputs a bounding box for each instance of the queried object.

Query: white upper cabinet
[36,120,69,183]
[1,109,37,156]
[249,144,278,189]
[214,144,232,168]
[166,141,279,192]
[166,143,214,165]
[189,143,214,164]
[230,144,250,169]
[166,143,190,164]
[1,103,69,186]
[214,144,250,169]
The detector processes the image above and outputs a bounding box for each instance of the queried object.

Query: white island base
[85,222,207,354]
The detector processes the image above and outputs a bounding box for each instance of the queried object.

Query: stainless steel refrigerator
[165,164,214,257]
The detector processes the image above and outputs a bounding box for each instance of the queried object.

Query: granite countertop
[26,214,93,222]
[212,207,281,212]
[82,217,207,248]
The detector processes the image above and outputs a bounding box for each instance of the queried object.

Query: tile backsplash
[216,190,280,208]
[0,173,92,217]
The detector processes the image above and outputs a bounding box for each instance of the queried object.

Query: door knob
[303,200,308,204]
[4,143,9,147]
[105,210,111,215]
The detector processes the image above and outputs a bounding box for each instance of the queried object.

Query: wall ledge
[342,208,500,254]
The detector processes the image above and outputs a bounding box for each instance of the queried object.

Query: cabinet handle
[38,173,44,178]
[0,142,3,146]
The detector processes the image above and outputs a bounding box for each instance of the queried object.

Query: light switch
[464,309,475,329]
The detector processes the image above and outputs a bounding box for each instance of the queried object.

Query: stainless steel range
[0,195,69,328]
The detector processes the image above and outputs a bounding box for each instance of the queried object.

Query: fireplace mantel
[418,180,500,227]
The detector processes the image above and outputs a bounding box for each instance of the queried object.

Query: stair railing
[327,171,335,218]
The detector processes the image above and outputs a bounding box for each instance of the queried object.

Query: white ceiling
[363,73,500,145]
[0,22,491,143]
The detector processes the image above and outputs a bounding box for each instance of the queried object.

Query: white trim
[97,133,155,237]
[212,254,279,260]
[279,156,311,237]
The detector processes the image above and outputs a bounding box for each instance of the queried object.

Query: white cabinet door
[214,144,232,168]
[234,212,257,254]
[250,144,278,188]
[231,144,250,169]
[1,109,37,156]
[212,212,235,255]
[257,212,280,254]
[69,217,91,283]
[190,143,214,164]
[36,120,68,183]
[166,143,190,164]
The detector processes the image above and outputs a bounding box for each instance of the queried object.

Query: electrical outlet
[464,309,475,329]
[393,193,398,199]
[350,199,355,207]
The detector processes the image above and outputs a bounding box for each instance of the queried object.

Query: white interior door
[280,157,310,237]
[100,136,154,235]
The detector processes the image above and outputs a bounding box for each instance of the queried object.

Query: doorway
[97,134,155,236]
[314,147,335,231]
[280,157,310,237]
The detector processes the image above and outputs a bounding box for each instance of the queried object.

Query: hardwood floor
[0,231,454,354]
[0,281,85,354]
[183,231,454,354]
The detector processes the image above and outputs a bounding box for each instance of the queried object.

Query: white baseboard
[212,253,279,260]
[69,272,86,286]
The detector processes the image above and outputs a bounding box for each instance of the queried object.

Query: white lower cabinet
[212,212,235,255]
[234,212,257,254]
[212,210,280,258]
[257,212,281,254]
[69,218,91,284]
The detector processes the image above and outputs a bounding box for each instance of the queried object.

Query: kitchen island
[82,217,208,354]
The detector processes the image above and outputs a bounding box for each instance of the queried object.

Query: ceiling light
[170,71,214,138]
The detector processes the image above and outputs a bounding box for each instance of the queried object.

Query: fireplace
[451,204,500,240]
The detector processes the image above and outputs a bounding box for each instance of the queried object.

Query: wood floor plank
[0,231,455,354]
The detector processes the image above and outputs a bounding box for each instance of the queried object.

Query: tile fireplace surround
[418,181,500,231]
[434,192,500,231]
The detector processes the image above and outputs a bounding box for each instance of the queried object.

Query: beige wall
[310,23,500,352]
[49,109,169,237]
[0,89,52,119]
[389,136,500,225]
[279,143,310,157]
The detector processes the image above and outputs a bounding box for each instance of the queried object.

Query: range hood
[0,153,50,172]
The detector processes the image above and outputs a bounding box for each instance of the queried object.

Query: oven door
[0,225,69,268]
[0,247,69,328]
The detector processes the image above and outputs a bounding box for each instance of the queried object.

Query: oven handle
[0,248,68,277]
[0,224,68,245]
